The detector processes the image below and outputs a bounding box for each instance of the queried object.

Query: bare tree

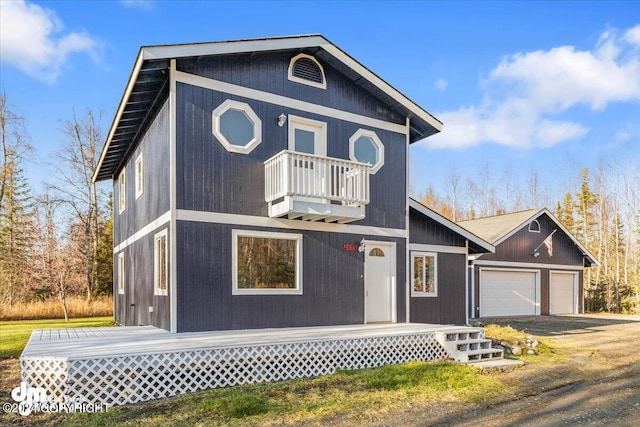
[49,110,106,300]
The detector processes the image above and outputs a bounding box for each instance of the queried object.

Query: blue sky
[1,0,639,207]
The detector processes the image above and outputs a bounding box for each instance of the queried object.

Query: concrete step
[436,329,504,363]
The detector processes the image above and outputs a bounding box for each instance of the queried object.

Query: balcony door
[288,115,327,199]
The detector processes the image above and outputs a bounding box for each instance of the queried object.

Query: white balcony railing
[265,150,370,222]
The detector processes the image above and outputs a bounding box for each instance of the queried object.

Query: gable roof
[93,34,442,182]
[409,198,495,254]
[458,208,599,266]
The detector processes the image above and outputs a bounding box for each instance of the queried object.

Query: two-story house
[93,35,493,333]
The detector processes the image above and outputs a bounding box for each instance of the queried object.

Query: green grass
[54,360,502,427]
[0,316,115,358]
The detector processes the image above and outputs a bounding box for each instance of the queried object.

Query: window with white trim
[154,229,168,296]
[232,230,303,295]
[212,100,262,154]
[288,53,326,89]
[118,168,126,214]
[411,252,437,297]
[135,154,143,199]
[349,129,384,174]
[117,252,125,295]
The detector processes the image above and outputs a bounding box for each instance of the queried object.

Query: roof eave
[409,198,495,253]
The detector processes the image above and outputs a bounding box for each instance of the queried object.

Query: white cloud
[120,0,155,11]
[423,25,640,150]
[435,78,448,91]
[0,0,100,83]
[623,25,640,47]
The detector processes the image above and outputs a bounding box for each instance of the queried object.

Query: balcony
[265,150,370,223]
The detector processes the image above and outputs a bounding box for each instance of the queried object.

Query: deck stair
[436,328,504,363]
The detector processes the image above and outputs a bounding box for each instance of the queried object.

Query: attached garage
[549,272,577,314]
[480,269,539,317]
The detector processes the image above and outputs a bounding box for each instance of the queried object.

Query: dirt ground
[385,313,640,426]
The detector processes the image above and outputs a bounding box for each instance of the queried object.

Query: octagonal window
[212,100,262,154]
[349,129,384,174]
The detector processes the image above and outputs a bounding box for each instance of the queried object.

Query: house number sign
[343,243,358,252]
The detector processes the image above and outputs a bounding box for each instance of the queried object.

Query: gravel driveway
[406,314,640,426]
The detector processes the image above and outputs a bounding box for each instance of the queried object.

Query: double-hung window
[154,229,168,296]
[411,252,437,297]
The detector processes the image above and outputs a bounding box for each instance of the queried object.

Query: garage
[550,272,577,314]
[480,269,538,316]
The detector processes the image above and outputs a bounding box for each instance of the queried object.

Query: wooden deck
[21,323,487,406]
[23,323,469,359]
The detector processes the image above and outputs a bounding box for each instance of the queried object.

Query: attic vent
[288,53,326,89]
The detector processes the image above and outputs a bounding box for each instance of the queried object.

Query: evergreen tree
[0,155,34,306]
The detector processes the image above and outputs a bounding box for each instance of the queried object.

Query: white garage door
[481,270,538,316]
[550,272,577,314]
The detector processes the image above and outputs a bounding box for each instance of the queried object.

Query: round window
[349,129,384,173]
[212,100,262,154]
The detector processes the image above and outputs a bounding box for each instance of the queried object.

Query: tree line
[0,93,112,320]
[416,158,640,314]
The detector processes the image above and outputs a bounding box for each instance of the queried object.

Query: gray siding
[114,99,171,246]
[479,214,584,266]
[409,207,466,247]
[114,226,171,330]
[176,221,406,332]
[410,253,466,325]
[176,51,406,126]
[175,82,407,229]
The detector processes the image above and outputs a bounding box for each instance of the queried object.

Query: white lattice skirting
[22,332,449,406]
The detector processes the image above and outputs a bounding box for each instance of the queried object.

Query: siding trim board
[474,260,586,270]
[169,58,178,333]
[409,243,467,254]
[114,210,171,252]
[174,70,408,135]
[176,209,407,238]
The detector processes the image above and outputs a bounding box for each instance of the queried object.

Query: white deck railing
[265,150,370,206]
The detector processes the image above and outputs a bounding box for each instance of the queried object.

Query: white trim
[474,260,585,271]
[176,209,406,238]
[363,240,397,323]
[113,211,171,253]
[175,70,407,135]
[135,154,143,199]
[405,118,410,323]
[409,243,467,254]
[464,240,469,324]
[528,219,540,233]
[169,59,178,333]
[117,252,125,295]
[143,36,327,60]
[288,115,327,156]
[154,229,169,296]
[469,258,475,320]
[288,53,326,89]
[479,267,541,316]
[349,128,384,174]
[232,229,303,295]
[212,99,262,154]
[118,168,126,214]
[408,199,494,253]
[410,252,438,297]
[549,270,579,315]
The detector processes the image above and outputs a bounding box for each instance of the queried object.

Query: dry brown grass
[0,295,113,320]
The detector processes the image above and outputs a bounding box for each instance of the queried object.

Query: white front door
[365,242,395,323]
